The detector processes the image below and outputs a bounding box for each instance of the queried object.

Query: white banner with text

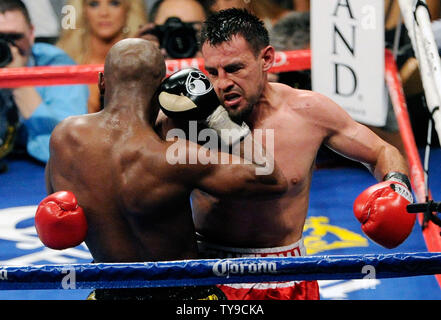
[311,0,387,126]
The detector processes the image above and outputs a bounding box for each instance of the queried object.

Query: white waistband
[197,236,306,258]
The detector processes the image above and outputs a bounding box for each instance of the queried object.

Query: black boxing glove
[158,68,250,146]
[159,68,220,120]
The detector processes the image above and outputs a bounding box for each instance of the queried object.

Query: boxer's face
[85,0,128,41]
[202,35,274,123]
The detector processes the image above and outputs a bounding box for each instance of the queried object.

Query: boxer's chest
[253,113,324,189]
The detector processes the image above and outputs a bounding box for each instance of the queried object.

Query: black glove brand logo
[185,71,213,96]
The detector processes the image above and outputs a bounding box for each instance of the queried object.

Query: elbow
[222,166,288,199]
[276,175,289,194]
[253,167,289,197]
[265,174,288,196]
[266,165,288,194]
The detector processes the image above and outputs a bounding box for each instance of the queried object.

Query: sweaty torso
[47,112,198,263]
[192,85,328,248]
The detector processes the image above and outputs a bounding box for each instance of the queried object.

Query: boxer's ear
[260,46,275,72]
[98,72,105,95]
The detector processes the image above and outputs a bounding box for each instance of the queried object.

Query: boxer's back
[47,111,198,263]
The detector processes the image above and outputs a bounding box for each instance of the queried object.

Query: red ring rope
[385,51,441,277]
[0,50,312,88]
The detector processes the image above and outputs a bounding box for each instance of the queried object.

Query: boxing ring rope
[0,253,441,290]
[398,0,441,145]
[395,1,441,281]
[0,50,313,88]
[1,50,440,289]
[385,51,441,233]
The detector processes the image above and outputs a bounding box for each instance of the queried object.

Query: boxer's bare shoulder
[274,84,332,112]
[49,115,98,162]
[51,113,96,141]
[275,84,354,133]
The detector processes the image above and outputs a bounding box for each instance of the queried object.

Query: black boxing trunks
[197,236,320,300]
[87,285,227,300]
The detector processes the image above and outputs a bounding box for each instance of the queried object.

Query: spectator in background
[384,0,440,149]
[212,0,309,12]
[56,0,147,113]
[205,0,292,83]
[150,0,208,24]
[137,0,208,60]
[207,0,291,27]
[0,0,88,164]
[269,10,311,88]
[291,0,309,12]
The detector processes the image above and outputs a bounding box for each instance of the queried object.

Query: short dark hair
[199,8,269,56]
[0,0,31,25]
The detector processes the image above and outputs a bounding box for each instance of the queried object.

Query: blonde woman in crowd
[57,0,147,113]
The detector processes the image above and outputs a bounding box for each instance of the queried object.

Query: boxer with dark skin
[42,38,287,300]
[157,9,415,300]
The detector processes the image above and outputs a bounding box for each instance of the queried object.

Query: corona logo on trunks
[0,206,92,266]
[212,259,277,278]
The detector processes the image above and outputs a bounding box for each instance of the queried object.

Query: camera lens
[164,28,198,59]
[0,39,12,68]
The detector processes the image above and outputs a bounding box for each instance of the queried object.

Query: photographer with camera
[0,0,88,165]
[136,0,208,59]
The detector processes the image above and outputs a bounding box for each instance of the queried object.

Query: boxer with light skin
[36,38,287,300]
[179,8,414,300]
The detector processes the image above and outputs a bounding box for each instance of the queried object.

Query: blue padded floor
[0,149,440,300]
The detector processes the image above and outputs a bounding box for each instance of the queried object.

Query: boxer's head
[101,38,165,94]
[200,8,274,124]
[100,39,166,119]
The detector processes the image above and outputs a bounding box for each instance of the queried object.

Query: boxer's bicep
[323,106,406,180]
[196,160,287,199]
[326,120,383,167]
[175,138,287,198]
[314,94,385,170]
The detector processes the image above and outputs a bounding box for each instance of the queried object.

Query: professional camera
[0,89,19,165]
[0,39,12,68]
[0,33,23,68]
[148,17,199,59]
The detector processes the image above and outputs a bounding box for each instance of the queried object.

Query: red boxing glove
[353,173,415,249]
[35,191,87,250]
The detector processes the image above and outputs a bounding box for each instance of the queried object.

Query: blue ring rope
[0,252,440,290]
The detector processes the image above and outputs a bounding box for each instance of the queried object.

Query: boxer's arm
[170,138,287,198]
[312,93,415,248]
[44,121,65,195]
[329,122,408,180]
[316,93,408,180]
[197,158,288,198]
[45,162,54,195]
[158,108,279,178]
